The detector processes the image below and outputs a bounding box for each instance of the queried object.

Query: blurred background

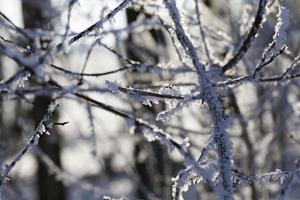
[1,0,300,199]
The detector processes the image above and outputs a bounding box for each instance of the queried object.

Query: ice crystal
[105,80,121,93]
[156,99,192,121]
[264,6,289,60]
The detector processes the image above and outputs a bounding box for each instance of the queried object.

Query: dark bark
[21,1,65,200]
[124,8,178,200]
[271,86,289,170]
[227,91,258,200]
[204,0,211,7]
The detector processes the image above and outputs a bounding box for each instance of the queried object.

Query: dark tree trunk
[0,57,3,137]
[204,0,211,7]
[21,1,64,200]
[124,8,178,200]
[271,86,289,170]
[227,91,258,200]
[31,97,64,200]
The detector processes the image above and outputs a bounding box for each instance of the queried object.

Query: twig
[0,101,60,192]
[69,0,133,44]
[222,0,267,72]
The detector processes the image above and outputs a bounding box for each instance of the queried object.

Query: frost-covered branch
[222,0,268,72]
[252,6,290,79]
[163,0,233,199]
[69,0,134,44]
[0,101,61,193]
[0,0,298,199]
[106,80,201,104]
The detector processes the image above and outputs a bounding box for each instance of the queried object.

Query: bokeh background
[1,0,300,199]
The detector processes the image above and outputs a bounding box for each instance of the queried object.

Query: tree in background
[21,1,64,199]
[1,0,300,200]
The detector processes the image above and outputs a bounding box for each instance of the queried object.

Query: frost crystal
[265,6,289,59]
[273,7,289,49]
[171,165,211,200]
[156,99,191,121]
[172,169,198,200]
[127,89,160,107]
[159,85,182,97]
[17,73,30,88]
[142,127,156,142]
[252,169,289,184]
[36,123,46,139]
[105,80,121,93]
